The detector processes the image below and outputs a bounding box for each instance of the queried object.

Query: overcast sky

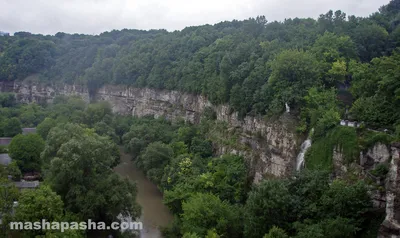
[0,0,390,35]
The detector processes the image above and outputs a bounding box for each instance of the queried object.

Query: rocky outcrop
[379,143,400,238]
[333,141,400,234]
[0,80,299,181]
[360,143,391,170]
[332,145,348,177]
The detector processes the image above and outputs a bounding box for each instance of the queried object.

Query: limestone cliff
[379,143,400,237]
[0,80,299,182]
[333,142,400,237]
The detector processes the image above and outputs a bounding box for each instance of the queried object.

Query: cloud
[0,0,390,35]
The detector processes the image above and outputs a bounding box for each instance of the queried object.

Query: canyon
[1,79,399,237]
[0,80,300,182]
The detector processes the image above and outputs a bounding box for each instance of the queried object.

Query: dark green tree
[9,133,45,172]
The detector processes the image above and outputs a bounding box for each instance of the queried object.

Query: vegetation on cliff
[0,0,399,130]
[0,0,399,237]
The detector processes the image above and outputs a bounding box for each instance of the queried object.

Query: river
[114,148,174,238]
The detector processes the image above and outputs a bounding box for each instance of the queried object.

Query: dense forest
[0,0,400,237]
[0,95,381,237]
[1,0,399,132]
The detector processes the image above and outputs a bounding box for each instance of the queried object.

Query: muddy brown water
[114,148,173,238]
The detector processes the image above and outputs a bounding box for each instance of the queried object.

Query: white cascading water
[285,103,290,113]
[296,128,314,171]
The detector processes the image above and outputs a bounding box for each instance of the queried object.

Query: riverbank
[114,148,173,238]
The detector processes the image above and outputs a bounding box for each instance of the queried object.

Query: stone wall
[0,80,299,181]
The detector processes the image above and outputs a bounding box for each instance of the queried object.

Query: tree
[181,193,241,238]
[94,121,119,143]
[0,93,16,107]
[196,155,248,203]
[349,52,400,128]
[294,217,357,238]
[19,103,45,127]
[112,116,131,143]
[7,160,21,181]
[190,137,213,158]
[46,124,140,224]
[13,185,87,238]
[0,179,19,237]
[352,23,389,62]
[300,87,339,133]
[264,226,289,238]
[14,185,63,223]
[267,49,322,112]
[319,180,371,226]
[37,117,57,140]
[9,133,45,172]
[244,179,292,238]
[84,101,113,126]
[2,117,22,137]
[140,142,174,184]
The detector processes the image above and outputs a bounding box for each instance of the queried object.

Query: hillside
[0,0,400,237]
[0,0,399,132]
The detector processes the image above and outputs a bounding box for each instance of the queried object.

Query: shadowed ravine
[114,148,173,238]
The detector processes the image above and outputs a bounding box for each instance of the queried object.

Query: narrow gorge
[1,79,399,237]
[0,80,300,183]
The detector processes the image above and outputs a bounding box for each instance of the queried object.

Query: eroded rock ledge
[0,80,299,182]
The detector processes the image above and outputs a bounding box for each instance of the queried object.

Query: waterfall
[296,129,314,171]
[285,103,290,113]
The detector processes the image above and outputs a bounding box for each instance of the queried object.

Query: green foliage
[244,169,372,238]
[2,117,22,137]
[294,217,358,238]
[205,229,221,238]
[7,160,21,181]
[371,163,390,178]
[94,121,119,143]
[267,49,322,112]
[84,101,113,126]
[0,1,397,127]
[36,117,57,139]
[300,87,339,134]
[123,117,176,157]
[12,186,86,238]
[0,178,19,237]
[319,180,371,225]
[48,96,86,123]
[263,226,289,238]
[19,103,46,127]
[349,51,400,129]
[14,185,64,223]
[140,142,174,184]
[181,193,242,238]
[190,137,213,158]
[0,145,7,153]
[197,155,248,203]
[112,116,132,143]
[45,123,140,223]
[244,179,292,238]
[0,93,16,107]
[182,233,201,238]
[0,38,56,81]
[352,23,389,62]
[306,126,359,170]
[359,131,394,149]
[202,107,217,121]
[9,133,45,172]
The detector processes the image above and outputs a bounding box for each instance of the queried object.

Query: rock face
[0,80,299,181]
[379,143,400,238]
[360,143,391,170]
